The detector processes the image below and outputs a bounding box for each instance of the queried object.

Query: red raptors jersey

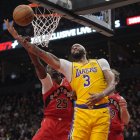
[109,93,124,132]
[43,78,74,119]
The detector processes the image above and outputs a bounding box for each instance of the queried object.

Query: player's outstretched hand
[4,19,19,39]
[86,93,104,106]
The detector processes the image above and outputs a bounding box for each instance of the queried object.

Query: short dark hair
[111,69,120,83]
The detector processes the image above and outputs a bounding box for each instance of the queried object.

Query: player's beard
[71,49,85,61]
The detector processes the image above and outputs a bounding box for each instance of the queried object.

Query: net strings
[31,6,61,47]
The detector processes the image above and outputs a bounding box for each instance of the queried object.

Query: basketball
[13,5,34,26]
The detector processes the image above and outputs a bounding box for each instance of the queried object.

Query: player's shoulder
[62,77,72,89]
[62,77,70,85]
[89,58,108,63]
[60,58,72,64]
[96,58,110,70]
[97,58,109,63]
[114,93,125,101]
[63,77,68,82]
[119,96,126,101]
[89,58,107,61]
[109,92,121,99]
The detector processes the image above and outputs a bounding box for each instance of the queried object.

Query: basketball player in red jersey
[27,52,74,140]
[108,69,130,140]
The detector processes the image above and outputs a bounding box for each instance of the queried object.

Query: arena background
[0,0,140,140]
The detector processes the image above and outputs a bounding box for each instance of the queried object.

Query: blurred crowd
[115,3,140,20]
[0,90,43,140]
[118,78,140,139]
[0,77,140,140]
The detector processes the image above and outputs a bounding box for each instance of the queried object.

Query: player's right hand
[4,19,19,39]
[86,93,103,106]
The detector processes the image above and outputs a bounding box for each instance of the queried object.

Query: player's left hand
[4,19,19,39]
[86,93,104,106]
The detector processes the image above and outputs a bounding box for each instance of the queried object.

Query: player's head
[111,69,120,85]
[46,65,62,80]
[71,43,87,61]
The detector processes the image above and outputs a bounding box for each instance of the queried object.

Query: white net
[30,4,61,47]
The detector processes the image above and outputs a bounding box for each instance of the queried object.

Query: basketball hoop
[29,3,61,47]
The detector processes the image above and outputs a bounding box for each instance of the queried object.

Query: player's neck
[53,78,62,85]
[77,56,88,64]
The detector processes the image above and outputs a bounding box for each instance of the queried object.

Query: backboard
[28,0,140,37]
[72,0,140,14]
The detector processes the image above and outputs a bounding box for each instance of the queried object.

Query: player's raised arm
[119,97,130,125]
[4,19,61,71]
[28,52,46,79]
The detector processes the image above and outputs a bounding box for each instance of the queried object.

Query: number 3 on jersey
[83,75,90,87]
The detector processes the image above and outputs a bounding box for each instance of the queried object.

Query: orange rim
[29,3,40,8]
[35,13,61,17]
[29,3,61,17]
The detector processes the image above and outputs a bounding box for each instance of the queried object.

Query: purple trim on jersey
[68,102,76,140]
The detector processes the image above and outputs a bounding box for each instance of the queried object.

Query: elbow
[125,115,131,125]
[121,114,130,125]
[123,118,130,125]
